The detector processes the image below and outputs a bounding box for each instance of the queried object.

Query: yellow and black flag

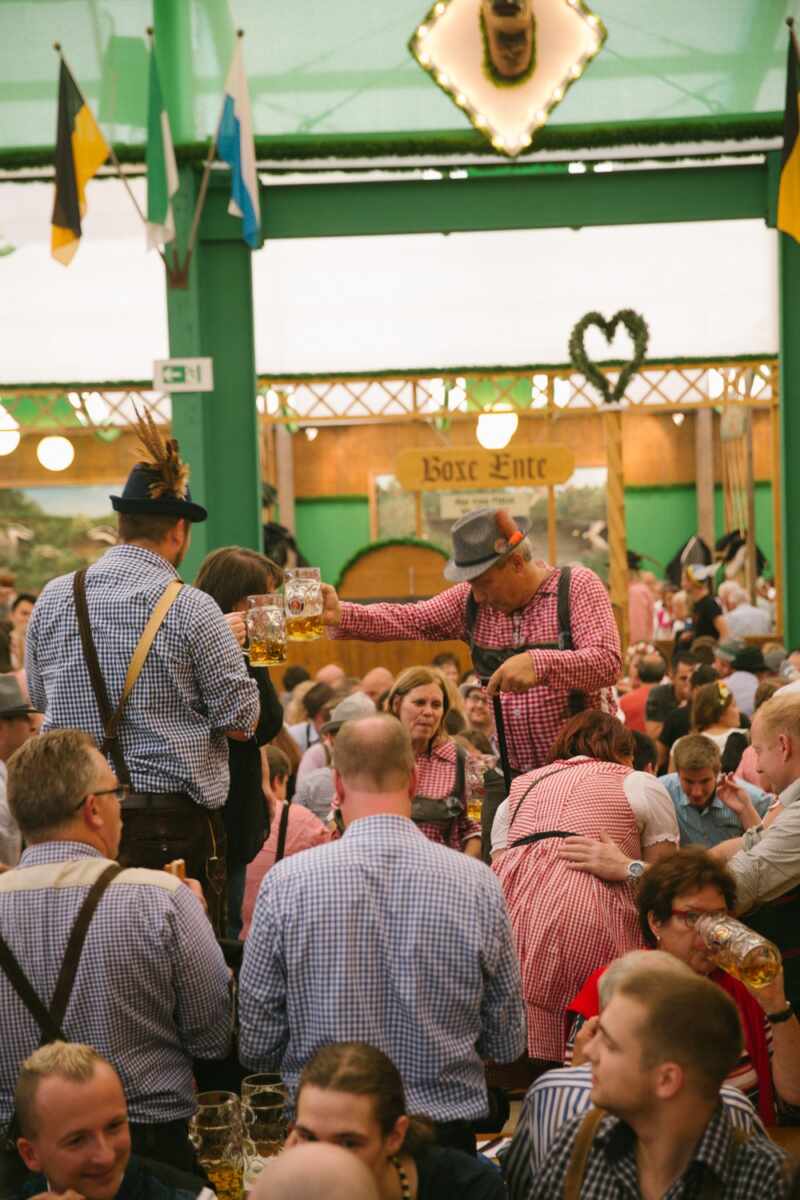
[51,56,110,265]
[779,23,800,245]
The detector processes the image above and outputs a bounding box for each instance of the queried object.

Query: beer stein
[189,1091,243,1200]
[245,594,287,666]
[241,1074,288,1191]
[284,568,323,641]
[694,913,781,988]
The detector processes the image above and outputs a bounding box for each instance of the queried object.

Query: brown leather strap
[74,568,129,784]
[563,1106,606,1200]
[73,570,183,787]
[275,802,291,864]
[0,862,123,1041]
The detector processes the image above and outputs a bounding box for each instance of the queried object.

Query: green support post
[153,2,261,582]
[779,228,800,648]
[164,168,262,582]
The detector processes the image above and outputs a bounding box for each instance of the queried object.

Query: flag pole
[52,42,159,255]
[177,28,245,279]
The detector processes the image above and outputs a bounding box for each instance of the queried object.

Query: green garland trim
[334,537,448,589]
[0,112,782,171]
[479,9,537,89]
[568,309,650,403]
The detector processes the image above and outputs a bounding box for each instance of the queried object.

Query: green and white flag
[146,47,178,249]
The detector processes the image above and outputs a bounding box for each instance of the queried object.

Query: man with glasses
[0,729,233,1175]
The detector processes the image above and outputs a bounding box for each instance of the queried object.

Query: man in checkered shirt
[323,508,621,776]
[239,714,525,1154]
[0,729,233,1174]
[529,967,789,1199]
[25,432,258,922]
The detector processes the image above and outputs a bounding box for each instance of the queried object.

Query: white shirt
[726,603,772,638]
[0,761,21,867]
[490,766,678,856]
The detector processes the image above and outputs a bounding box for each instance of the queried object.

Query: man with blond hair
[11,1042,209,1200]
[0,729,233,1172]
[712,690,800,1011]
[529,969,788,1198]
[240,714,525,1153]
[503,951,766,1200]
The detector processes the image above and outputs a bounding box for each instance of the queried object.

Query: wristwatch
[626,859,646,880]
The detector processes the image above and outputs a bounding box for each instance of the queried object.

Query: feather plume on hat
[133,408,190,501]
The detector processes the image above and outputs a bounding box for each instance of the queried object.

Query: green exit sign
[153,358,214,393]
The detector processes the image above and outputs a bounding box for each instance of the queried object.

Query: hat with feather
[111,410,207,522]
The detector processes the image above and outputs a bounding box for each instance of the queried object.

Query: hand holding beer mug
[694,913,781,988]
[246,594,287,666]
[285,567,323,641]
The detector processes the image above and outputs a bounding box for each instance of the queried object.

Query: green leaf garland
[568,309,650,404]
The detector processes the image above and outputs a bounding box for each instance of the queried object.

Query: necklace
[392,1155,412,1200]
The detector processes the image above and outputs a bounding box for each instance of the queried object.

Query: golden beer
[248,637,286,666]
[286,613,323,642]
[695,913,781,989]
[205,1162,243,1200]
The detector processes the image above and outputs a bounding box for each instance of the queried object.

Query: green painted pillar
[163,169,262,582]
[779,227,800,648]
[153,1,261,582]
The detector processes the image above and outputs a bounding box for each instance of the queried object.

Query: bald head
[333,715,414,793]
[253,1143,379,1200]
[359,667,394,705]
[316,664,346,689]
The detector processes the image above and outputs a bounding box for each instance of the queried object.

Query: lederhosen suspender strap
[464,564,575,661]
[73,568,183,787]
[0,863,123,1042]
[0,862,123,1147]
[508,764,578,849]
[275,802,291,864]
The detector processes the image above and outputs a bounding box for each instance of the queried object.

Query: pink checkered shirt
[415,740,481,851]
[334,564,621,773]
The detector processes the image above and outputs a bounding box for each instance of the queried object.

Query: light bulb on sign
[37,435,75,471]
[476,404,519,450]
[672,413,686,427]
[0,430,20,456]
[304,427,319,442]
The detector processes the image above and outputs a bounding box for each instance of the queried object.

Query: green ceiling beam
[199,161,769,242]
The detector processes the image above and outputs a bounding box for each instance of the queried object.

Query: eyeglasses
[670,908,727,929]
[72,784,130,813]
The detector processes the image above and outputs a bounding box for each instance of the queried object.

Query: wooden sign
[395,445,575,492]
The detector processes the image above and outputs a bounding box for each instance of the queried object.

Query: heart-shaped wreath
[568,309,650,404]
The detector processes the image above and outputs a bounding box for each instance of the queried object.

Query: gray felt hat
[443,507,530,583]
[0,676,38,718]
[320,691,376,736]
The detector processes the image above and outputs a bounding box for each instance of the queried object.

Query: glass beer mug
[245,594,287,666]
[241,1074,288,1192]
[694,913,781,988]
[189,1091,243,1200]
[284,567,323,642]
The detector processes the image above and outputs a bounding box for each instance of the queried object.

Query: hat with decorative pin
[444,507,531,583]
[111,409,207,522]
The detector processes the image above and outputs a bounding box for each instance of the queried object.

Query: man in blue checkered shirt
[0,729,234,1174]
[239,714,526,1153]
[25,432,258,921]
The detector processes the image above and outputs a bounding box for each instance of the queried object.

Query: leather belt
[122,792,195,811]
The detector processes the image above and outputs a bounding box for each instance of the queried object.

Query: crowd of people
[1,433,800,1198]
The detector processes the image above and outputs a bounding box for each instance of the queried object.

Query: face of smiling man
[17,1063,131,1200]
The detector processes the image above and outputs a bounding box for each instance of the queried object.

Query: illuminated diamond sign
[409,0,607,158]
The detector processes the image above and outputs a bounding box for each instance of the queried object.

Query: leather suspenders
[0,863,123,1042]
[73,568,183,786]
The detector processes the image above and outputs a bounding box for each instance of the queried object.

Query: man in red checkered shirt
[323,508,621,775]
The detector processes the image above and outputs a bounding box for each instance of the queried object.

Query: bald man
[359,667,394,706]
[316,663,346,689]
[254,1143,378,1200]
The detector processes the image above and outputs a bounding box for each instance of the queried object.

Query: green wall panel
[626,483,774,577]
[295,497,371,586]
[293,485,776,593]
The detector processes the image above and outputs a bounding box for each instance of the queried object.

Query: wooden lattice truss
[0,360,778,436]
